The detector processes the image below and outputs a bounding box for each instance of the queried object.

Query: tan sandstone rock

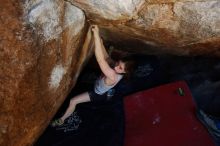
[0,1,91,146]
[70,0,220,55]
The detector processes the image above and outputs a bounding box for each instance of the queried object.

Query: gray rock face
[174,1,220,42]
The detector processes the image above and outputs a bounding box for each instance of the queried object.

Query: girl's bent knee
[70,99,76,106]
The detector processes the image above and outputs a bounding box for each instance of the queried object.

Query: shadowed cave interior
[35,42,220,146]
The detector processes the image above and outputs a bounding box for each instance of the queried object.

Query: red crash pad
[124,81,214,146]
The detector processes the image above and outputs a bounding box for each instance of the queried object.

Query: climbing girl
[51,25,135,127]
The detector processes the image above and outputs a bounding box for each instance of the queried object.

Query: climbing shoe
[50,119,64,127]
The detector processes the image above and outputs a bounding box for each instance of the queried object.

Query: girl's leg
[60,92,91,122]
[51,92,91,127]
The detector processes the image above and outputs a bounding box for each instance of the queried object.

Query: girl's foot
[50,119,64,127]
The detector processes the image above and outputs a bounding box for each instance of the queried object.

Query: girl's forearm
[93,32,106,62]
[100,38,109,59]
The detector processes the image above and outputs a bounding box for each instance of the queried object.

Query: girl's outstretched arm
[100,38,110,60]
[91,25,116,81]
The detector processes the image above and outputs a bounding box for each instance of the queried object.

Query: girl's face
[114,60,126,74]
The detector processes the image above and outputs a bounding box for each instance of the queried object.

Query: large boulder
[0,0,91,146]
[68,0,145,22]
[70,0,220,55]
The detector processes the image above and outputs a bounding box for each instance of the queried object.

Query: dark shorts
[88,90,108,103]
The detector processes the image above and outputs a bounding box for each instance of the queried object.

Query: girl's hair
[119,54,136,80]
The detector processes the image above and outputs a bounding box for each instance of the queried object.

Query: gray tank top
[94,74,123,95]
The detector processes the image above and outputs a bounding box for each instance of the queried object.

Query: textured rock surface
[70,0,220,55]
[0,1,92,146]
[69,0,145,21]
